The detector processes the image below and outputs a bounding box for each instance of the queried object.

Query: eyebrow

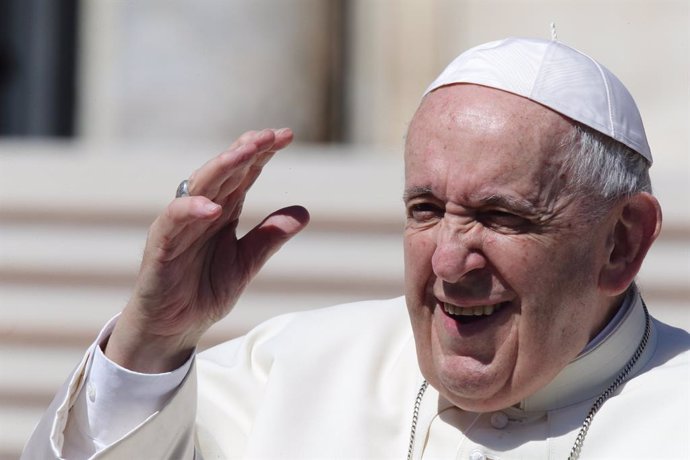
[477,194,540,214]
[403,187,539,214]
[402,186,433,202]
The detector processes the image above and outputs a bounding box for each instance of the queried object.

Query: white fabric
[63,286,637,454]
[22,292,690,459]
[62,316,193,457]
[425,37,652,162]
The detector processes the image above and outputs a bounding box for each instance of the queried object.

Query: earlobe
[599,193,662,295]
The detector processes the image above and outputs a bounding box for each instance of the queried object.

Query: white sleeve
[62,317,193,458]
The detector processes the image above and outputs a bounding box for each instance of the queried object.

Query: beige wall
[347,0,689,159]
[77,0,338,143]
[76,0,690,159]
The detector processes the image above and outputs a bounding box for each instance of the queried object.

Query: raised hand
[105,129,310,373]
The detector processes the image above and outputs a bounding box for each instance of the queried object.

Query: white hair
[560,124,652,215]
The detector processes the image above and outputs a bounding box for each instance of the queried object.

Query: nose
[431,220,487,283]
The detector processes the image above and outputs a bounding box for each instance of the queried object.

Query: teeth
[443,302,501,317]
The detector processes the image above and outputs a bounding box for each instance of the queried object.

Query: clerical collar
[580,287,634,355]
[518,284,656,412]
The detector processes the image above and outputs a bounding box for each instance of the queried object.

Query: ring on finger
[175,179,190,198]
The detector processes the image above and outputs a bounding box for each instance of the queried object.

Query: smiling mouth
[441,301,509,323]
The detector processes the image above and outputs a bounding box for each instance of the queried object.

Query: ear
[599,193,662,295]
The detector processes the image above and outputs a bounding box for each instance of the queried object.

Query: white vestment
[22,291,690,459]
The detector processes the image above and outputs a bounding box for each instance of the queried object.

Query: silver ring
[175,179,190,198]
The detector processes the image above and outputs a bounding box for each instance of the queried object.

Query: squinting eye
[408,203,443,222]
[481,210,530,229]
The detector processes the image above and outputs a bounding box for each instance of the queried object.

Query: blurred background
[0,0,688,457]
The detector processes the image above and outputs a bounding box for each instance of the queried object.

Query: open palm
[105,129,309,373]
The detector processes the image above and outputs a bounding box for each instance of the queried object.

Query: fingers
[188,128,293,202]
[215,205,310,283]
[143,127,295,271]
[147,195,223,263]
[228,127,294,152]
[215,128,293,204]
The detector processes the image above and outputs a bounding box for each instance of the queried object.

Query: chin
[431,363,516,413]
[439,386,516,413]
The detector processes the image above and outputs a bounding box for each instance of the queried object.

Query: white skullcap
[425,37,652,163]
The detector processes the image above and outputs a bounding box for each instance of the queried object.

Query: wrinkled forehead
[403,84,577,205]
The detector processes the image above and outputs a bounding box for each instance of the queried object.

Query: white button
[87,382,97,402]
[490,411,509,429]
[469,450,486,460]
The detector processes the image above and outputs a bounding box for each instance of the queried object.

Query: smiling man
[404,83,612,413]
[403,79,661,415]
[24,38,689,459]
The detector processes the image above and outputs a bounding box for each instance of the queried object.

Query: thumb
[238,205,310,278]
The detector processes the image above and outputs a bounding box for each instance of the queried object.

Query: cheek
[484,232,580,286]
[489,234,600,339]
[481,233,538,284]
[403,231,438,316]
[404,232,437,283]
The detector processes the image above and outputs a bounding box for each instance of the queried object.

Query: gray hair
[559,124,652,216]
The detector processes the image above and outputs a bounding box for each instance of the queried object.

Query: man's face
[404,84,616,412]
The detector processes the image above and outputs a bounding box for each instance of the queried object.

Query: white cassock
[22,287,690,459]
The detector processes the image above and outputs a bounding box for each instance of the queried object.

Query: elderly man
[23,37,689,459]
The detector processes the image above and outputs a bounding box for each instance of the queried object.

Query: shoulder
[194,298,419,457]
[626,317,690,390]
[632,317,690,387]
[648,317,690,365]
[613,318,689,433]
[198,296,412,367]
[575,318,690,458]
[277,295,409,330]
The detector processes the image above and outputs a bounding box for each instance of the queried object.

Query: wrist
[104,314,199,373]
